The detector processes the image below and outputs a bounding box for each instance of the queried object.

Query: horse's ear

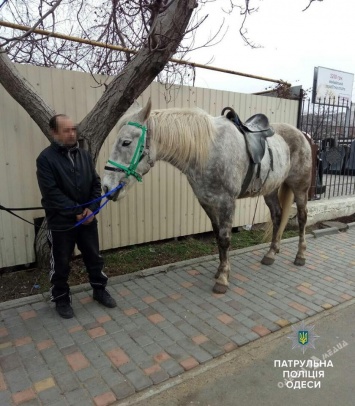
[138,98,152,122]
[125,100,141,115]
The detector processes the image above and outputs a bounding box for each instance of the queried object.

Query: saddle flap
[245,134,267,164]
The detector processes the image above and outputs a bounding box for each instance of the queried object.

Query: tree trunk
[34,218,50,271]
[77,0,198,161]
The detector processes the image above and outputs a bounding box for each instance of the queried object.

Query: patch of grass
[0,227,301,303]
[103,228,300,274]
[104,236,215,273]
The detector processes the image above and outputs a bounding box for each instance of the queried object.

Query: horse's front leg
[200,200,235,294]
[293,188,308,266]
[213,224,233,294]
[262,190,282,265]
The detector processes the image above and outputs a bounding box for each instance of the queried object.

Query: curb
[0,294,44,311]
[0,231,338,311]
[311,227,340,238]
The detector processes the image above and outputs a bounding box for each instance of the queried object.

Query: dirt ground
[1,214,354,304]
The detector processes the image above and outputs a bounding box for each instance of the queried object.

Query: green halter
[107,121,147,182]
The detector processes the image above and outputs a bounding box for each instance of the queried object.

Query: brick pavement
[1,228,355,405]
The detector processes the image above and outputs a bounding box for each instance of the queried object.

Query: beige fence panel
[0,65,299,267]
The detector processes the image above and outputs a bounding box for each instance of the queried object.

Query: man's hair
[49,114,68,132]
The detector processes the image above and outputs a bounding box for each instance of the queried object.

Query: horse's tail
[264,183,294,242]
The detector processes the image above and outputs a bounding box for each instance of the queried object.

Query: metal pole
[0,20,292,87]
[296,88,304,129]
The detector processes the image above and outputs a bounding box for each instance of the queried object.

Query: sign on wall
[312,67,354,105]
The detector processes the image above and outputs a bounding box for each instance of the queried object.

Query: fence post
[301,132,318,200]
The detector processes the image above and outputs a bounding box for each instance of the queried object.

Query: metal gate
[299,98,355,200]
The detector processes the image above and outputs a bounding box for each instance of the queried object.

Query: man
[36,114,117,319]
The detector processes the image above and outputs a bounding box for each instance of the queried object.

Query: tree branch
[0,0,8,10]
[302,0,323,12]
[0,49,55,139]
[1,0,63,49]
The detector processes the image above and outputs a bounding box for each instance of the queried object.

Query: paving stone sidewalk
[1,228,355,406]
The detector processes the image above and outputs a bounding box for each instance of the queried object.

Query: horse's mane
[147,108,216,171]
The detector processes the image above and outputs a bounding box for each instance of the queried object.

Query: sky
[189,0,355,101]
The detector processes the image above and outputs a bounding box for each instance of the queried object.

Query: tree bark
[34,218,50,271]
[0,51,55,140]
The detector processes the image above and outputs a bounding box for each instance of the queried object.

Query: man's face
[52,116,77,147]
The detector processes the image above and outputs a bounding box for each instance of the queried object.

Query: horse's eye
[122,140,131,147]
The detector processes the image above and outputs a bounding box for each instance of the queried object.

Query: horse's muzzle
[104,185,121,201]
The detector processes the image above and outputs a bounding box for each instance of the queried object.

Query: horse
[102,99,312,294]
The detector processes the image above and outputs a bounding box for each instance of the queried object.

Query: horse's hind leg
[293,188,308,266]
[261,190,282,265]
[200,200,235,294]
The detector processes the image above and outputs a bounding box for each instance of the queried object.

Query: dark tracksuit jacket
[36,142,102,229]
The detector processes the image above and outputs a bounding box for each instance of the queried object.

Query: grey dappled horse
[102,100,312,294]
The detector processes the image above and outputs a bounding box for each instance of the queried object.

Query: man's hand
[76,208,95,225]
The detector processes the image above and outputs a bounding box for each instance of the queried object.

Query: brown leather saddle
[222,107,274,197]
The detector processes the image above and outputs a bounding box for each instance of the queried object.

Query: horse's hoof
[212,283,227,294]
[261,256,275,266]
[294,257,306,266]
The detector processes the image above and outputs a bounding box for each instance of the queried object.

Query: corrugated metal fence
[0,64,299,268]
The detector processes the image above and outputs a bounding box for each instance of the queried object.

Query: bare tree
[0,1,323,117]
[0,1,223,83]
[0,0,208,159]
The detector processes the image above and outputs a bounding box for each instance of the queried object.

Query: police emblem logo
[288,320,319,354]
[298,330,308,346]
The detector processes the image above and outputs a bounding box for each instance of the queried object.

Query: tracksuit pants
[47,221,108,302]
